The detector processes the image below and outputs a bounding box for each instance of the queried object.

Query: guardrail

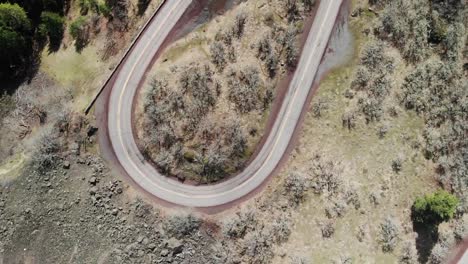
[84,0,168,115]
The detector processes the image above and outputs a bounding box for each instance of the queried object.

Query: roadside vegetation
[138,0,318,183]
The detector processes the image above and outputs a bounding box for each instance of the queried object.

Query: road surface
[107,0,343,207]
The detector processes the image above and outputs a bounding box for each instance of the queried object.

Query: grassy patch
[162,36,208,62]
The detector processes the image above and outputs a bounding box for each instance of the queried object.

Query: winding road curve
[107,0,343,207]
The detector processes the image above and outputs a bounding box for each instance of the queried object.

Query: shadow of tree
[412,221,439,263]
[137,0,151,16]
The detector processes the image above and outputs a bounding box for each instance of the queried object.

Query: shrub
[164,214,201,239]
[284,172,309,205]
[310,157,342,196]
[311,99,328,118]
[106,0,128,21]
[342,110,356,130]
[360,42,387,70]
[359,97,383,123]
[222,210,256,238]
[379,217,399,252]
[271,216,291,243]
[377,0,430,63]
[243,231,274,262]
[351,67,371,89]
[391,158,403,173]
[284,26,298,68]
[399,241,419,264]
[264,53,278,78]
[32,129,61,174]
[98,3,110,17]
[210,41,226,71]
[285,0,299,21]
[412,190,459,224]
[196,146,227,182]
[428,243,449,264]
[302,0,316,11]
[227,66,263,113]
[290,256,310,264]
[321,221,335,238]
[232,11,247,38]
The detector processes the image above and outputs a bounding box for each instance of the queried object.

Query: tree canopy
[412,190,459,224]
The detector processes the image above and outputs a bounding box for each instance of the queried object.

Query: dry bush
[227,66,264,113]
[399,241,419,264]
[210,41,226,71]
[310,156,342,196]
[284,172,309,206]
[284,26,299,68]
[164,214,201,239]
[31,128,61,174]
[222,209,256,239]
[320,221,335,238]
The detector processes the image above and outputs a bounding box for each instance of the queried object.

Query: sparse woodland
[337,0,467,262]
[138,0,318,183]
[351,0,466,207]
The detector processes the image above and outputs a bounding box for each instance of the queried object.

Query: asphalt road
[107,0,343,207]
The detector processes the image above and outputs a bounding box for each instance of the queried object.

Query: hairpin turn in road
[106,0,343,208]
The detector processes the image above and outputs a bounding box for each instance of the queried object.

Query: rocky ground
[0,117,307,263]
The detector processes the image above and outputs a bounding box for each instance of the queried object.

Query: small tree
[412,190,459,224]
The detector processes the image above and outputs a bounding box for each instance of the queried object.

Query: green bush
[40,11,64,48]
[412,190,459,223]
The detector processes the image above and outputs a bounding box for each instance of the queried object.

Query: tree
[0,3,31,79]
[69,16,89,51]
[40,11,64,50]
[412,190,459,224]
